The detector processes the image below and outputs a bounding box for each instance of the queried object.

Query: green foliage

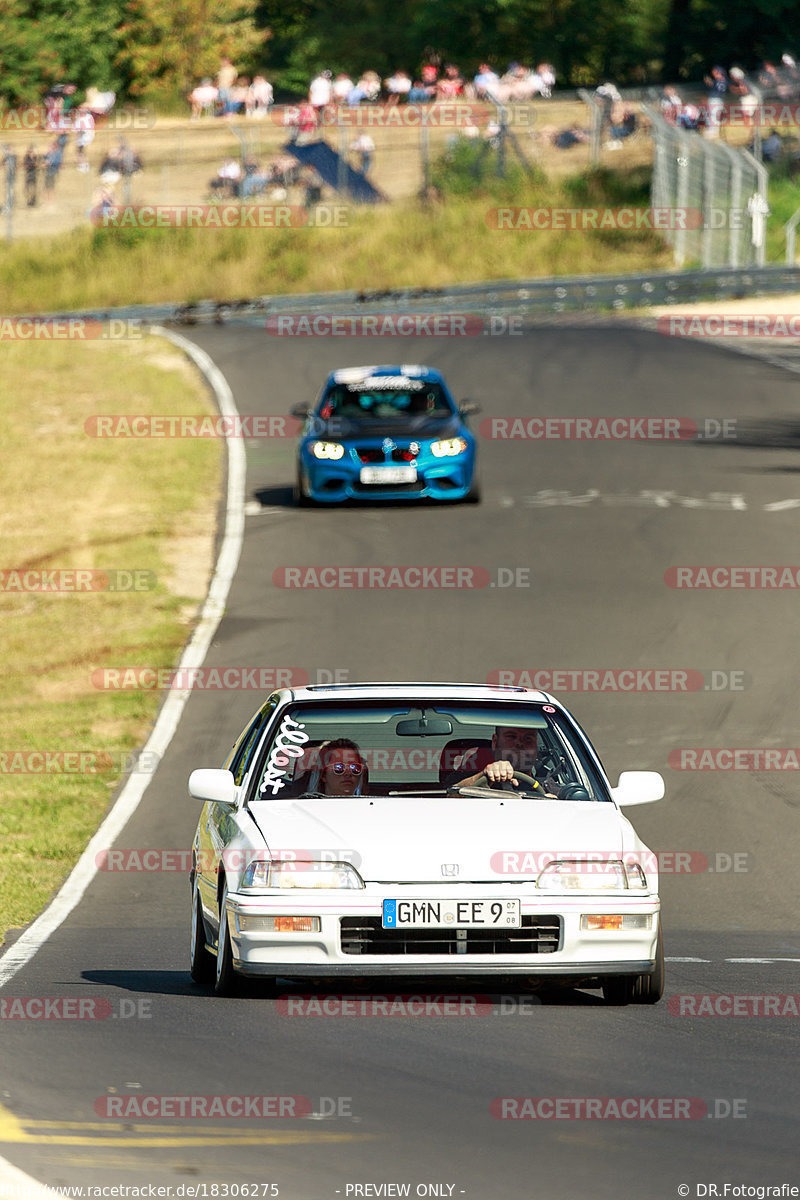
[117,0,269,104]
[430,135,545,199]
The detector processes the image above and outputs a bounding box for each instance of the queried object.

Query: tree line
[1,0,799,106]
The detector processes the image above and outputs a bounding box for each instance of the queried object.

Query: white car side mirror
[189,768,236,806]
[611,770,665,807]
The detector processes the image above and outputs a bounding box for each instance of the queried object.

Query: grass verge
[0,336,221,943]
[1,165,673,313]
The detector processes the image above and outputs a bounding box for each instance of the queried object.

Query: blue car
[292,365,481,505]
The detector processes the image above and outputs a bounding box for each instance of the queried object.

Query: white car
[189,683,665,1004]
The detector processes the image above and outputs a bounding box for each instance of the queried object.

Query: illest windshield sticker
[259,715,309,796]
[542,705,556,713]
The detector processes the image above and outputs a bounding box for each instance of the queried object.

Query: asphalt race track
[2,325,800,1200]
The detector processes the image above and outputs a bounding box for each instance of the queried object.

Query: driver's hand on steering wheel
[483,759,518,785]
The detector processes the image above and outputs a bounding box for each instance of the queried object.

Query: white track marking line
[0,328,244,990]
[0,329,245,1192]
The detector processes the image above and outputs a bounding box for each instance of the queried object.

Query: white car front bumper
[225,884,660,979]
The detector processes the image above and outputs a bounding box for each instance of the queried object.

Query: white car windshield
[250,701,609,801]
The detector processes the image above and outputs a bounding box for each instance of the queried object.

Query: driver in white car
[447,726,559,794]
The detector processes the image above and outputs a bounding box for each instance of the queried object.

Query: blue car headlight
[430,438,468,458]
[311,442,345,460]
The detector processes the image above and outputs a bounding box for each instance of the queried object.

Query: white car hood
[248,795,635,883]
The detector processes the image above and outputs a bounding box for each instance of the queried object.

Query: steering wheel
[558,783,591,801]
[466,770,542,795]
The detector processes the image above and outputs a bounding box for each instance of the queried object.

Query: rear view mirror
[459,401,481,416]
[396,717,454,737]
[290,403,312,418]
[610,771,665,807]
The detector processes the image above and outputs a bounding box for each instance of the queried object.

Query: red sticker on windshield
[542,705,556,713]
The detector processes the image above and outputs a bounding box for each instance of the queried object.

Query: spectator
[216,56,238,114]
[350,132,375,174]
[408,64,438,103]
[758,61,781,91]
[117,140,143,177]
[348,71,381,105]
[595,82,621,139]
[209,157,242,198]
[473,63,499,99]
[290,100,318,144]
[23,145,38,206]
[89,184,117,224]
[759,130,784,162]
[660,84,684,122]
[43,134,67,198]
[536,62,556,96]
[99,146,122,184]
[703,65,728,137]
[74,105,95,171]
[246,75,273,118]
[729,67,757,123]
[779,54,800,99]
[606,104,637,148]
[332,73,354,104]
[309,70,332,116]
[225,77,249,117]
[241,158,269,197]
[189,79,218,119]
[552,124,588,149]
[436,64,464,99]
[84,86,116,122]
[384,70,411,104]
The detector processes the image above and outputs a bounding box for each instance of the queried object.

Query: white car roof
[283,682,554,705]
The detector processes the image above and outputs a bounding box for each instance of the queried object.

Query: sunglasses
[327,762,363,775]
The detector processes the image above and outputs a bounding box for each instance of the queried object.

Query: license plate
[359,466,417,485]
[382,899,521,929]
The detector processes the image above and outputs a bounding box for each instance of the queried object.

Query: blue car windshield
[320,382,453,422]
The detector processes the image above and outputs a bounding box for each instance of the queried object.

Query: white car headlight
[430,437,468,458]
[311,441,345,460]
[241,860,365,890]
[536,859,633,891]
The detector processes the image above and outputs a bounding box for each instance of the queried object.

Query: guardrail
[16,265,800,326]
